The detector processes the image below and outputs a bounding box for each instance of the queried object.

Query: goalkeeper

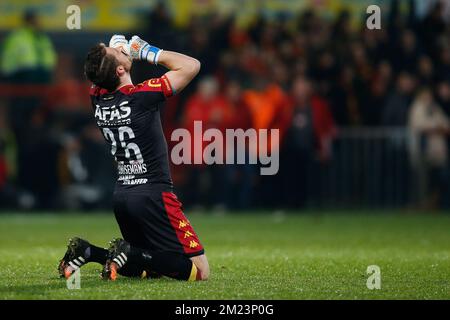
[58,35,209,281]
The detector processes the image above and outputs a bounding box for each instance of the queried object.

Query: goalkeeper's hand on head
[108,34,130,54]
[128,35,163,65]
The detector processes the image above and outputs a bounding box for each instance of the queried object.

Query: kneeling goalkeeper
[58,35,209,281]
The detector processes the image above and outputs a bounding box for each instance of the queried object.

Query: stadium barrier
[312,127,428,209]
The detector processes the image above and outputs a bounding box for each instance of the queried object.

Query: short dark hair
[84,43,120,91]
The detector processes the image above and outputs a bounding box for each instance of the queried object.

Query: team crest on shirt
[147,78,161,87]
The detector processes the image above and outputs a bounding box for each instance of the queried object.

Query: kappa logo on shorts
[184,231,193,239]
[179,220,189,228]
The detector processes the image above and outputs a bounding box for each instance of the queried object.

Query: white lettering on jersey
[95,101,131,122]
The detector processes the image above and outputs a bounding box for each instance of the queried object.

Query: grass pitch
[0,211,449,300]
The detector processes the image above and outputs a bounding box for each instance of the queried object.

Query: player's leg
[58,237,108,279]
[101,238,199,281]
[159,190,209,280]
[148,190,209,280]
[111,193,159,278]
[108,189,208,281]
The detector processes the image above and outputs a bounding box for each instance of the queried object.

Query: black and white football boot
[58,237,91,279]
[101,238,130,281]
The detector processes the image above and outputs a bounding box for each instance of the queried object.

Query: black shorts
[113,185,204,258]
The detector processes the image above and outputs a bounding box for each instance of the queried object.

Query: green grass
[0,211,449,299]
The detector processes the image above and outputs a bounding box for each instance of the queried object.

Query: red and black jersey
[89,75,174,191]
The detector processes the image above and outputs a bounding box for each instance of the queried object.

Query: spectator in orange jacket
[242,79,291,158]
[241,79,291,207]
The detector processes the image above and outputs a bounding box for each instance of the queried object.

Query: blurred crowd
[1,0,450,211]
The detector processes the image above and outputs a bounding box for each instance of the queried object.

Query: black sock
[118,263,147,278]
[128,247,194,281]
[85,245,108,264]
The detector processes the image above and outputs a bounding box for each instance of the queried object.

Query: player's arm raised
[157,51,201,94]
[127,35,200,94]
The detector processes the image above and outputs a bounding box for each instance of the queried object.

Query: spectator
[420,1,447,59]
[328,66,357,126]
[436,81,450,117]
[45,53,92,132]
[382,72,417,126]
[241,78,291,208]
[417,55,435,86]
[392,29,420,73]
[362,61,393,126]
[58,127,114,210]
[281,77,336,208]
[409,88,450,208]
[0,10,57,205]
[182,76,230,208]
[222,81,255,209]
[0,10,56,83]
[381,71,418,206]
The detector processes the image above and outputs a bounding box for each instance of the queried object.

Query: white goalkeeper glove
[108,34,130,55]
[128,35,163,65]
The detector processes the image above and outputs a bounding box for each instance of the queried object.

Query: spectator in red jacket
[183,76,232,160]
[222,80,255,209]
[182,76,231,208]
